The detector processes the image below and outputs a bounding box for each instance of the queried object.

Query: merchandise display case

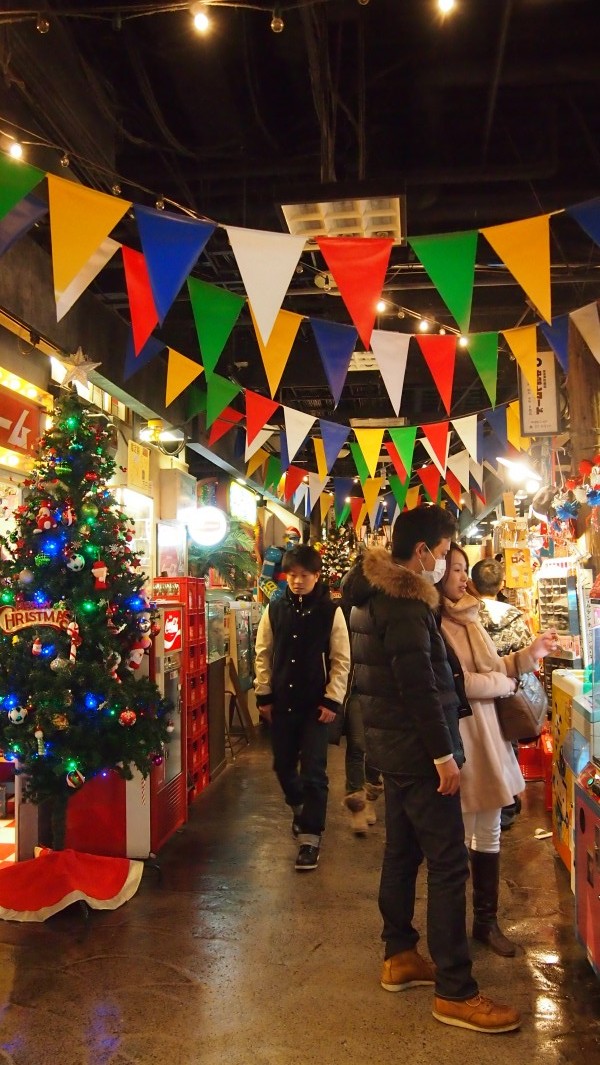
[115,488,154,577]
[574,620,600,977]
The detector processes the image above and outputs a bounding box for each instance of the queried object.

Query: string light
[438,0,456,13]
[191,2,210,33]
[418,319,430,332]
[36,15,50,34]
[271,9,284,33]
[8,141,23,159]
[458,335,469,348]
[376,299,387,313]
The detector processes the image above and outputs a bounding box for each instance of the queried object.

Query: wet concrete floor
[0,733,599,1065]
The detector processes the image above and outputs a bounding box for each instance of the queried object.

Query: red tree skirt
[0,848,144,922]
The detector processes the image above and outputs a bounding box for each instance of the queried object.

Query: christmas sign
[0,607,70,634]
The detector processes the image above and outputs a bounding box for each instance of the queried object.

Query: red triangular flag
[350,496,365,526]
[284,466,306,501]
[417,464,441,503]
[316,236,393,350]
[208,406,244,446]
[384,440,408,481]
[121,246,159,356]
[473,488,486,506]
[420,421,449,476]
[415,334,457,416]
[245,390,279,446]
[443,469,462,507]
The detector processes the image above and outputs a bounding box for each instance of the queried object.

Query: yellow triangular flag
[47,175,131,310]
[246,447,269,480]
[249,304,303,397]
[353,428,384,479]
[165,349,203,406]
[353,501,368,534]
[313,437,329,482]
[405,485,421,510]
[362,477,383,524]
[320,492,333,525]
[502,325,538,395]
[480,214,552,324]
[506,401,531,452]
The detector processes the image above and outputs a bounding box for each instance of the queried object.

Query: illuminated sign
[229,482,257,525]
[0,607,70,633]
[0,387,42,455]
[163,608,183,652]
[187,506,228,547]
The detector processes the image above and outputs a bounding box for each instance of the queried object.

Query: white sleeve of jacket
[253,608,273,699]
[324,607,352,706]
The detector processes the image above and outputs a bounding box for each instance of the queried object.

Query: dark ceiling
[1,0,599,482]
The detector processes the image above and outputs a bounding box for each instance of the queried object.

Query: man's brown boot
[432,993,521,1033]
[381,948,435,991]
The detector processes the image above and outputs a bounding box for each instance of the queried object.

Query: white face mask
[420,546,447,585]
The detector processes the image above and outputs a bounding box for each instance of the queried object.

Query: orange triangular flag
[165,350,203,406]
[405,485,421,510]
[245,390,279,445]
[502,325,538,395]
[249,304,303,397]
[415,334,457,416]
[480,214,552,323]
[320,492,334,524]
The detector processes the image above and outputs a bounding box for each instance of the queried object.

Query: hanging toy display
[91,559,108,589]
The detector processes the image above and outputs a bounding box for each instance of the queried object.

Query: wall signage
[187,505,228,547]
[0,607,70,633]
[519,350,560,436]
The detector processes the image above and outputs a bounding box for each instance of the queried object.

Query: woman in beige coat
[439,543,557,957]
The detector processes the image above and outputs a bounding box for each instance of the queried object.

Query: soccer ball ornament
[66,553,85,572]
[7,706,28,724]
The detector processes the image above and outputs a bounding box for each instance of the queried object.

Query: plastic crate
[518,730,553,810]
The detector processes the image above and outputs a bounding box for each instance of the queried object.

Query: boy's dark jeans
[379,773,478,1002]
[270,709,329,836]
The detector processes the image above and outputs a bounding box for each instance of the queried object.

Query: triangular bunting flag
[279,430,290,474]
[350,496,366,529]
[469,458,485,491]
[48,175,131,317]
[56,235,121,323]
[417,464,441,503]
[284,466,306,501]
[415,334,457,416]
[370,330,410,414]
[451,414,479,464]
[319,419,351,474]
[124,331,165,383]
[570,302,600,364]
[333,478,355,519]
[250,305,303,397]
[506,401,530,452]
[165,349,203,406]
[122,246,158,355]
[307,472,329,513]
[540,314,569,373]
[0,194,47,257]
[353,428,384,479]
[349,441,370,485]
[245,390,279,446]
[263,454,282,493]
[485,407,508,452]
[186,383,206,420]
[206,373,242,428]
[388,426,418,477]
[362,477,383,526]
[283,407,316,464]
[502,325,538,394]
[316,237,393,349]
[0,155,45,221]
[408,230,478,333]
[405,485,421,511]
[246,427,274,462]
[567,197,600,249]
[320,492,334,524]
[311,319,358,407]
[293,482,309,516]
[208,406,244,446]
[467,332,498,407]
[447,450,471,492]
[336,502,351,529]
[313,437,329,482]
[226,226,304,346]
[246,446,269,480]
[384,440,407,481]
[135,205,215,324]
[388,473,410,513]
[443,469,462,507]
[420,421,449,477]
[187,276,244,376]
[480,214,552,323]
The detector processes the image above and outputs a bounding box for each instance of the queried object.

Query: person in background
[493,553,508,601]
[348,504,522,1035]
[471,557,533,830]
[439,543,557,957]
[254,545,351,872]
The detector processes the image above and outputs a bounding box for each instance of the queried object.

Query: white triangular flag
[245,427,273,461]
[370,330,410,415]
[56,237,121,321]
[421,435,449,477]
[570,301,600,363]
[283,407,316,464]
[469,457,485,490]
[451,414,479,464]
[293,482,308,515]
[447,450,471,492]
[226,225,304,346]
[307,472,329,513]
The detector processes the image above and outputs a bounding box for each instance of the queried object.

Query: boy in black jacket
[254,545,351,871]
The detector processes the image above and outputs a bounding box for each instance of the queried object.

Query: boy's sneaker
[381,948,435,991]
[295,844,319,871]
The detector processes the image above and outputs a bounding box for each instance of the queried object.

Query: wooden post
[567,322,600,560]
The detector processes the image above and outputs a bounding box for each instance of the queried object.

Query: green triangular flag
[187,276,245,376]
[388,473,410,512]
[0,155,45,222]
[336,502,351,528]
[264,454,282,493]
[186,383,206,420]
[387,426,418,476]
[205,373,242,428]
[349,441,370,486]
[468,332,498,408]
[408,231,478,333]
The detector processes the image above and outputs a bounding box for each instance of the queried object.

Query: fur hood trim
[362,547,440,609]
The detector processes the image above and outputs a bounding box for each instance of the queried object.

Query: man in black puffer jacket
[347,505,521,1035]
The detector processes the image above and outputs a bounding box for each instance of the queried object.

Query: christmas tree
[319,525,354,594]
[0,388,171,846]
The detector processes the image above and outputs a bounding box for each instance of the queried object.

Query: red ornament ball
[118,709,137,728]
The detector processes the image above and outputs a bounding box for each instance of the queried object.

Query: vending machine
[574,621,600,977]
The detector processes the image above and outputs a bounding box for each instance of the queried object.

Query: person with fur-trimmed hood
[346,504,521,1035]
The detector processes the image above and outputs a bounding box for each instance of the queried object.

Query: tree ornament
[35,553,51,567]
[66,768,85,789]
[119,709,137,727]
[50,656,69,671]
[165,721,175,734]
[138,613,152,635]
[34,728,44,755]
[61,501,76,526]
[31,637,42,657]
[126,642,146,670]
[66,620,82,663]
[81,501,98,520]
[51,713,69,730]
[151,753,163,766]
[18,568,34,584]
[91,559,108,589]
[36,503,56,532]
[8,706,28,724]
[66,553,85,572]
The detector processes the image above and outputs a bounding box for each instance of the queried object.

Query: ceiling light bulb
[438,0,456,13]
[36,15,50,34]
[111,183,122,195]
[60,153,70,168]
[8,141,23,160]
[271,11,284,32]
[458,335,469,348]
[418,319,430,332]
[439,327,446,335]
[155,197,165,210]
[376,299,387,313]
[191,3,210,32]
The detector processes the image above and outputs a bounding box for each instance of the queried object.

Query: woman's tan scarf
[441,593,499,674]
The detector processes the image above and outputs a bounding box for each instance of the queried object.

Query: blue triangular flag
[310,318,357,407]
[482,430,502,468]
[279,430,290,474]
[0,194,47,257]
[319,419,351,475]
[485,407,508,452]
[567,197,600,249]
[540,314,569,373]
[476,418,484,466]
[124,331,166,382]
[333,477,355,519]
[135,206,215,324]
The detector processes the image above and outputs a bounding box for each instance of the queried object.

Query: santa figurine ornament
[91,559,108,589]
[126,641,146,671]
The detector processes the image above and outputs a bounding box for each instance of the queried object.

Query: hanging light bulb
[271,9,285,32]
[376,299,387,313]
[59,152,70,168]
[190,2,210,32]
[418,318,430,332]
[155,196,165,211]
[458,335,469,348]
[8,141,23,160]
[438,0,456,13]
[36,15,50,34]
